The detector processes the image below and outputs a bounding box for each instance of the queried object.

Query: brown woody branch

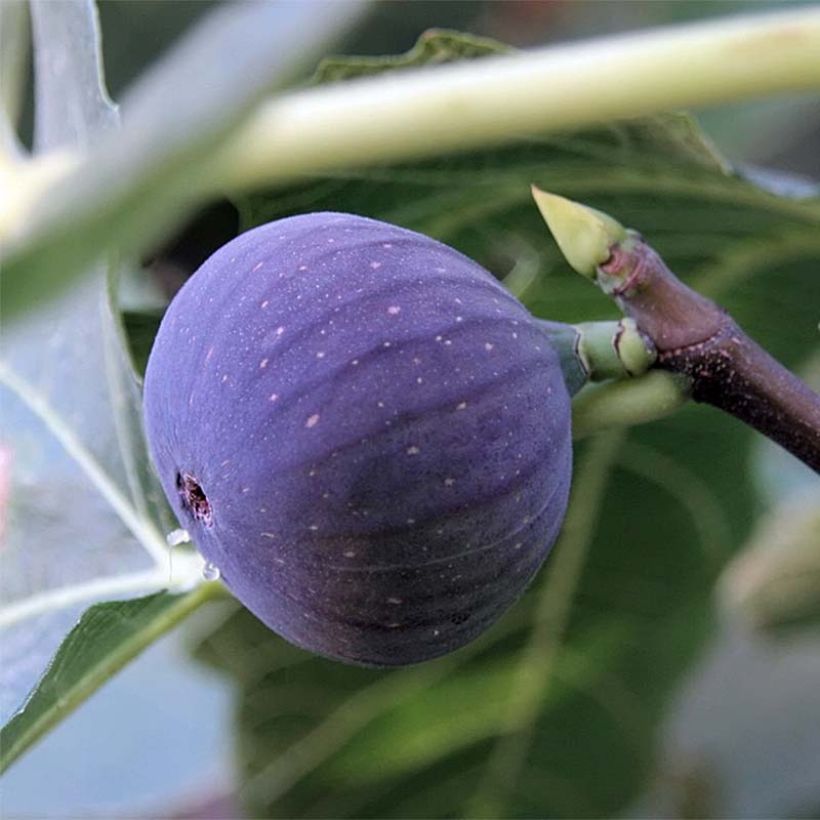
[599,240,820,472]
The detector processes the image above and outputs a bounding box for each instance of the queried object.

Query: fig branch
[4,9,820,321]
[214,8,820,191]
[533,188,820,473]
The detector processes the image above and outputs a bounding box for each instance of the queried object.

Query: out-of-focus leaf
[1,0,182,747]
[0,0,29,153]
[0,586,220,774]
[30,0,119,150]
[722,357,820,634]
[192,30,820,819]
[313,27,509,83]
[121,309,162,382]
[1,0,368,319]
[720,497,820,633]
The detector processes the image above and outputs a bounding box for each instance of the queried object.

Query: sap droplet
[166,528,191,547]
[202,561,221,581]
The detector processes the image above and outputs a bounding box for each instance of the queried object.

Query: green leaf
[1,0,193,758]
[313,27,510,83]
[0,0,29,153]
[1,1,367,320]
[720,382,820,637]
[721,497,820,634]
[121,308,163,383]
[29,0,119,151]
[0,586,219,774]
[191,30,820,819]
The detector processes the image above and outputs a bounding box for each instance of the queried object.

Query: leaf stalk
[213,8,820,190]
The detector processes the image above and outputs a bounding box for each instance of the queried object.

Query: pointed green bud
[531,186,627,279]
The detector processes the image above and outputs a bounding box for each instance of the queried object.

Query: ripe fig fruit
[144,212,572,666]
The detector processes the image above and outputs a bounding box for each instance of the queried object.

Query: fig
[143,212,572,666]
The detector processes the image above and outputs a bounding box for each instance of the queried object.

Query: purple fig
[143,212,572,665]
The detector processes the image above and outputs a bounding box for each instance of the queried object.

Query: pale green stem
[212,8,820,191]
[3,7,820,246]
[539,319,657,399]
[1,6,818,321]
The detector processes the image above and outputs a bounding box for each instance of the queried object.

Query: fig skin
[143,212,572,666]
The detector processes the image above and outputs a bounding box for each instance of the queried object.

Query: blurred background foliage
[2,1,819,818]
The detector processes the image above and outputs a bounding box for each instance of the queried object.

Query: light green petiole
[538,318,657,399]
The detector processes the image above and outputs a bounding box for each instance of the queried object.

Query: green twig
[213,9,820,190]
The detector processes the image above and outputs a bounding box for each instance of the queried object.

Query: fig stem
[538,191,820,472]
[539,318,657,398]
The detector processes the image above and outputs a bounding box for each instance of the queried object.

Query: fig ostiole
[144,212,577,666]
